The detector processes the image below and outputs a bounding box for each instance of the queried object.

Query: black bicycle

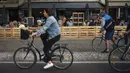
[13,31,73,70]
[92,30,123,52]
[108,42,130,72]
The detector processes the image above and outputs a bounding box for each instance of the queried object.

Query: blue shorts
[105,31,114,40]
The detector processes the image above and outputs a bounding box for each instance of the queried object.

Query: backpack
[104,20,115,31]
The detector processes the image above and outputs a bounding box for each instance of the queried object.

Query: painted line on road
[2,61,130,64]
[0,61,109,64]
[73,61,108,63]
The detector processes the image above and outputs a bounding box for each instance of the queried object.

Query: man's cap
[99,12,105,18]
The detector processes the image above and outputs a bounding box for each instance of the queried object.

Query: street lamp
[105,0,109,13]
[125,3,128,22]
[1,0,6,26]
[28,0,32,17]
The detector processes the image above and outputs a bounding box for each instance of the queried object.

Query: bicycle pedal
[43,56,48,63]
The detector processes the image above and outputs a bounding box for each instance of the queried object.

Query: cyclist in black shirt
[124,19,130,45]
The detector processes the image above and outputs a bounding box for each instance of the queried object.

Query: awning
[88,2,104,8]
[20,2,103,9]
[20,2,88,8]
[32,2,54,8]
[20,2,54,8]
[54,3,87,8]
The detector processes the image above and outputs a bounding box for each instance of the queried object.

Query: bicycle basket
[20,29,30,40]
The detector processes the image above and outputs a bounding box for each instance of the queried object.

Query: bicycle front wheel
[117,38,126,52]
[108,47,130,72]
[13,47,37,69]
[51,46,73,70]
[92,37,105,52]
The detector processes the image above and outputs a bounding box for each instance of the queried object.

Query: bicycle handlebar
[20,29,37,46]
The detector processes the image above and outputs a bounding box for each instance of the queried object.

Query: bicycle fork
[24,49,31,59]
[121,46,130,60]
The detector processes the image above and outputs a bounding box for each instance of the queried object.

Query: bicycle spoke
[52,47,73,69]
[92,37,105,52]
[59,47,62,56]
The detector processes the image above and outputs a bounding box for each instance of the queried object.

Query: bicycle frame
[27,37,44,61]
[26,37,68,61]
[121,44,130,60]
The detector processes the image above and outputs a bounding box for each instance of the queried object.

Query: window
[2,0,7,1]
[0,0,7,2]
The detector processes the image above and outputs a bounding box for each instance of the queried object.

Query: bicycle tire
[108,47,130,72]
[13,47,37,69]
[92,37,105,52]
[51,46,73,70]
[117,38,126,52]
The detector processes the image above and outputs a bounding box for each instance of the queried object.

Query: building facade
[100,0,130,23]
[0,0,19,25]
[108,0,130,22]
[19,0,104,26]
[0,0,129,26]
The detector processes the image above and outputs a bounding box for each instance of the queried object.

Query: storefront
[109,6,130,25]
[108,1,130,25]
[19,2,103,26]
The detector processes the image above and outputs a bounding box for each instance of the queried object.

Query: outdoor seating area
[0,26,126,39]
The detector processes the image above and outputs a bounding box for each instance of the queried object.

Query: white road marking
[0,61,109,64]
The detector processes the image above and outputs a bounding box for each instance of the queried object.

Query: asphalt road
[0,63,129,73]
[0,39,107,52]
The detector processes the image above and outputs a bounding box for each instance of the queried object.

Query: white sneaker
[43,63,54,69]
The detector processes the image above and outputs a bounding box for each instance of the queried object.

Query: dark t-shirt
[126,23,130,31]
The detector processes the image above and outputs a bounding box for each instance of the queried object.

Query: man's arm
[100,17,105,31]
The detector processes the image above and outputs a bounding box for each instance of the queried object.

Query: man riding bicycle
[99,9,115,53]
[31,8,61,69]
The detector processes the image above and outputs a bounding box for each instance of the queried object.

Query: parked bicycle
[108,42,130,72]
[13,31,73,70]
[92,30,123,52]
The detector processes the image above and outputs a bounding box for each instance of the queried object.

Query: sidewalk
[0,38,110,62]
[0,52,109,62]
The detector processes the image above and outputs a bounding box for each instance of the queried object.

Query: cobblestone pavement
[0,38,113,61]
[0,52,109,61]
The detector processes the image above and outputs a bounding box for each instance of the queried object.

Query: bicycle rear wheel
[108,47,130,72]
[92,37,105,52]
[51,46,73,70]
[13,47,37,69]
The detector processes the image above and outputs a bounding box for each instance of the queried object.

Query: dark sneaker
[101,49,109,53]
